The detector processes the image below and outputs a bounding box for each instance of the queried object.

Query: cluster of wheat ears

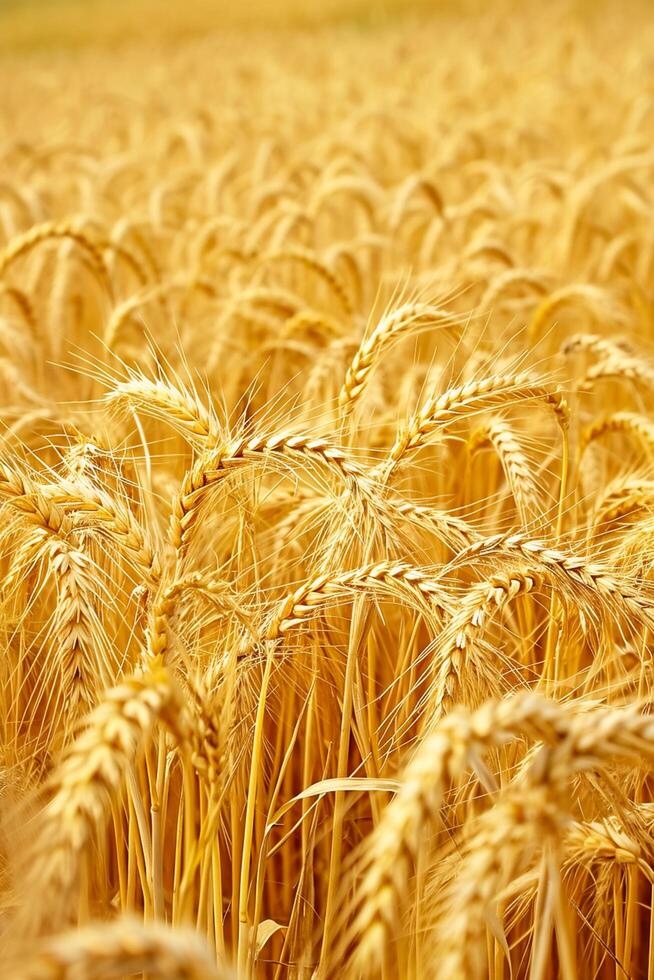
[2,2,654,978]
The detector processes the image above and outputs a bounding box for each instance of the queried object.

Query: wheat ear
[561,331,634,360]
[581,411,654,456]
[0,282,37,335]
[438,701,654,978]
[593,477,654,528]
[437,786,565,980]
[105,372,218,446]
[378,373,565,479]
[257,247,354,317]
[468,419,541,523]
[338,302,456,417]
[340,693,573,975]
[432,568,542,717]
[263,559,451,643]
[15,917,230,980]
[566,817,648,872]
[447,531,654,629]
[391,498,480,550]
[47,480,161,584]
[0,459,71,535]
[17,659,186,936]
[344,693,654,975]
[0,220,111,294]
[585,354,654,392]
[0,460,159,582]
[169,431,373,553]
[45,538,107,729]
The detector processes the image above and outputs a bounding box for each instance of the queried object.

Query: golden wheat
[2,1,654,977]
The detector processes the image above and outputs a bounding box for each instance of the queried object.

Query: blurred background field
[0,0,458,49]
[0,0,619,50]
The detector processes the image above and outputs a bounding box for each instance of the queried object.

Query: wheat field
[2,1,654,977]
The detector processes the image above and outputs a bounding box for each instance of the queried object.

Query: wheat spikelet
[344,693,654,975]
[60,436,141,514]
[98,236,150,288]
[147,572,247,661]
[231,286,306,319]
[144,592,230,790]
[282,307,346,343]
[311,174,384,223]
[352,695,654,977]
[0,459,158,581]
[103,287,165,350]
[465,238,515,267]
[389,174,444,230]
[48,481,160,584]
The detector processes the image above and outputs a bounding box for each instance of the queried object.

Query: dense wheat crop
[3,0,654,976]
